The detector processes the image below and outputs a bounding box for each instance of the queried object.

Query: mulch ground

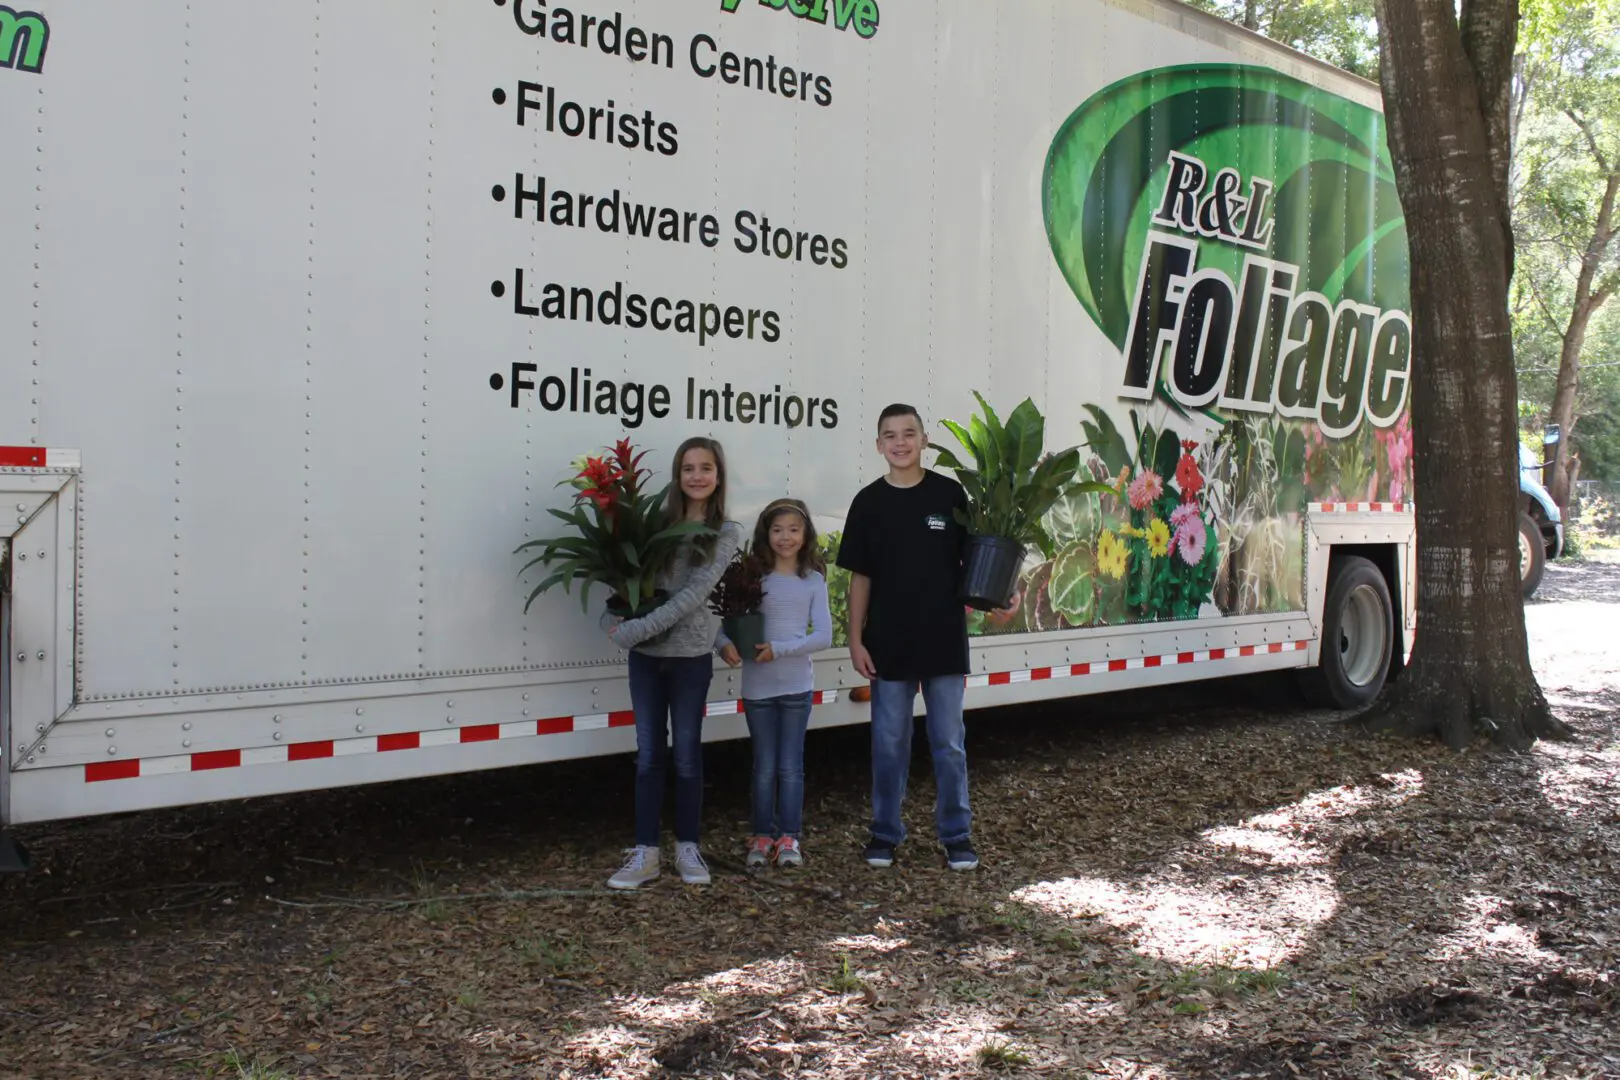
[2,561,1617,1079]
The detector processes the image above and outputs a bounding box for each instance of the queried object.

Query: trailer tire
[1519,512,1546,599]
[1300,555,1394,710]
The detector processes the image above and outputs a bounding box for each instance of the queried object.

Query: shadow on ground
[2,564,1616,1079]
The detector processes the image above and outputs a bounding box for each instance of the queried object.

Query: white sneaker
[607,846,660,890]
[674,842,711,885]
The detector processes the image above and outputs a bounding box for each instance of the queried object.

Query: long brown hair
[751,498,825,578]
[665,436,728,564]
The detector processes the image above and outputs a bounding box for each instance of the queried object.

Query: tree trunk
[1243,0,1260,31]
[1364,0,1569,748]
[1547,317,1585,510]
[1544,162,1619,512]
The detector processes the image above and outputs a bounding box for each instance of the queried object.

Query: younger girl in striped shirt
[722,498,833,868]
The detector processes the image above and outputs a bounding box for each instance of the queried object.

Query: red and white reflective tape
[83,690,839,783]
[0,447,79,469]
[1309,500,1409,513]
[964,640,1308,688]
[81,642,1313,783]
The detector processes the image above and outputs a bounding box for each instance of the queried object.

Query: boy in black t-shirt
[836,404,978,871]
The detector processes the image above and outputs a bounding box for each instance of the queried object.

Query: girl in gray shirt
[605,437,742,890]
[723,499,833,869]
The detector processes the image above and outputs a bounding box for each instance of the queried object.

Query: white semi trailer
[0,0,1416,860]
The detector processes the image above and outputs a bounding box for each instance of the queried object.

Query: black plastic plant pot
[608,590,672,647]
[607,590,669,619]
[960,534,1025,611]
[723,612,768,658]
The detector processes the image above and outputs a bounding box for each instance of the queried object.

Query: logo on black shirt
[925,513,947,531]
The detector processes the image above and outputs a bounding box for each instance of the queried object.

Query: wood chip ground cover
[2,559,1618,1079]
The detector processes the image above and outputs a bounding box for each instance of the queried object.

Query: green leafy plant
[931,392,1116,551]
[516,438,715,614]
[818,532,851,647]
[824,953,865,994]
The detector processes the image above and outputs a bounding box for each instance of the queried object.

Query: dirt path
[2,565,1618,1079]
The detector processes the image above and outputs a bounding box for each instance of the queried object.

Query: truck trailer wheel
[1519,512,1547,599]
[1300,555,1394,710]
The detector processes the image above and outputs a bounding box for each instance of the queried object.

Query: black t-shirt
[836,470,969,681]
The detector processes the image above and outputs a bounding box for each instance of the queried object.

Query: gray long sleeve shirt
[608,521,743,657]
[730,570,833,700]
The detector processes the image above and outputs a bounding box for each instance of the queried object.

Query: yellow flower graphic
[1118,523,1144,540]
[1097,529,1128,579]
[1146,517,1171,558]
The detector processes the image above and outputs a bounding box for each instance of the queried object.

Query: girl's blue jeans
[868,675,972,847]
[628,650,713,847]
[743,690,813,838]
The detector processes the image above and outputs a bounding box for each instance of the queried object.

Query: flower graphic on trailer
[1175,441,1205,503]
[1146,517,1172,558]
[1376,414,1413,502]
[1176,520,1209,567]
[1097,529,1129,580]
[1128,469,1164,510]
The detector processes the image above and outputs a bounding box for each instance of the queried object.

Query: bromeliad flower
[1127,469,1164,510]
[573,455,625,519]
[1146,517,1171,558]
[1097,529,1128,579]
[576,455,618,487]
[1175,519,1207,566]
[517,439,717,615]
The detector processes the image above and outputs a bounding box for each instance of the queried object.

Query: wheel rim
[1338,583,1388,687]
[1519,527,1534,580]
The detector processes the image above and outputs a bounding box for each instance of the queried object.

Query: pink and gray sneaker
[745,835,774,868]
[775,836,803,867]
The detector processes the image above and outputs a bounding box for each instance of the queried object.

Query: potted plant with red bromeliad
[707,549,768,658]
[516,438,717,629]
[932,392,1120,610]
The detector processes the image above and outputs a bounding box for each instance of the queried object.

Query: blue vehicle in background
[1520,433,1565,599]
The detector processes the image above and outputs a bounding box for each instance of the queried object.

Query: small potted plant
[516,438,716,627]
[708,550,767,657]
[933,392,1120,610]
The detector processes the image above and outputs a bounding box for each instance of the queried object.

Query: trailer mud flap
[1,450,80,827]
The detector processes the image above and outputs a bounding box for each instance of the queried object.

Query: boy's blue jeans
[628,650,713,847]
[743,691,813,838]
[868,675,972,847]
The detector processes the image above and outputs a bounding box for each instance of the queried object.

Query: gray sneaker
[607,845,660,890]
[675,842,711,885]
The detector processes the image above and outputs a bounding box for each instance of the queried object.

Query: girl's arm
[769,574,834,658]
[714,624,744,665]
[611,523,741,649]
